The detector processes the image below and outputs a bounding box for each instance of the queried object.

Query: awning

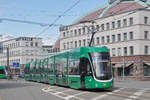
[144,63,150,65]
[114,63,133,68]
[114,63,123,68]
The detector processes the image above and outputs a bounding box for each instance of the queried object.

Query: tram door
[62,63,67,85]
[55,63,59,84]
[79,58,92,88]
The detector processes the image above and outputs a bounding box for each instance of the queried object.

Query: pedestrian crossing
[42,86,150,100]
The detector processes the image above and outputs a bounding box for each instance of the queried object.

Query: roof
[75,0,150,24]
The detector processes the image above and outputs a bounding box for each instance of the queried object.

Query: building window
[87,39,90,46]
[67,42,69,49]
[124,47,127,56]
[63,43,66,49]
[130,46,134,55]
[129,17,133,25]
[123,19,127,27]
[67,31,69,37]
[78,29,81,35]
[144,31,149,39]
[112,35,115,42]
[25,42,29,47]
[117,47,121,56]
[35,42,38,47]
[129,32,134,40]
[75,41,77,48]
[144,64,150,76]
[74,29,77,36]
[96,25,100,31]
[112,48,116,56]
[79,40,81,47]
[117,34,121,41]
[144,17,148,24]
[82,27,85,34]
[63,32,65,38]
[107,36,110,43]
[112,21,115,29]
[83,39,86,46]
[96,37,100,44]
[144,45,148,55]
[117,20,121,28]
[30,42,33,46]
[124,33,127,41]
[101,36,105,44]
[106,23,110,30]
[70,42,73,48]
[70,30,73,37]
[101,24,104,31]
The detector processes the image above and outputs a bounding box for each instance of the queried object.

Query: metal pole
[89,31,95,47]
[123,55,125,80]
[6,47,12,79]
[89,22,96,47]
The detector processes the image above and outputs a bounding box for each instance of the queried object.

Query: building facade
[59,0,150,80]
[0,37,43,75]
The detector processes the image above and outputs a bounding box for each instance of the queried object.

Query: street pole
[123,55,125,80]
[89,23,96,47]
[6,47,12,79]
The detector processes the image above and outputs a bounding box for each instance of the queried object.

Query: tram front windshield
[89,52,112,80]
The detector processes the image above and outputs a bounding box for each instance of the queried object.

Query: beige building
[60,0,150,80]
[0,37,43,74]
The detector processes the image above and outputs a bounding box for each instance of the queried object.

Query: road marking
[125,89,147,100]
[91,88,124,100]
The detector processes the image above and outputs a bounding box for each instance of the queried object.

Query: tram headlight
[103,83,106,86]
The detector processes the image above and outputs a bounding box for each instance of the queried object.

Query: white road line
[72,92,88,96]
[125,89,147,100]
[113,88,124,93]
[91,88,124,100]
[91,94,108,100]
[42,87,84,100]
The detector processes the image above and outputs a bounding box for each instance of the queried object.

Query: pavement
[0,79,150,100]
[114,79,150,90]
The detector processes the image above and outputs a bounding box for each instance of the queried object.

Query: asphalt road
[0,79,150,100]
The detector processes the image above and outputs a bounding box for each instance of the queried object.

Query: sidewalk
[114,80,150,90]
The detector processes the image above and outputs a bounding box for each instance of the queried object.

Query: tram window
[79,58,92,75]
[49,64,54,75]
[69,59,80,75]
[0,69,5,74]
[56,62,66,75]
[36,68,39,74]
[62,63,66,75]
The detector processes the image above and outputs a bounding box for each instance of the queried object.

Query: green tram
[24,47,113,89]
[0,66,8,79]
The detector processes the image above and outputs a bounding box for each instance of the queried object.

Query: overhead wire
[35,0,81,37]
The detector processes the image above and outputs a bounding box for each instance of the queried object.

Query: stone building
[0,37,43,75]
[59,0,150,80]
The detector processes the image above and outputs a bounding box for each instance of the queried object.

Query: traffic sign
[13,62,20,68]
